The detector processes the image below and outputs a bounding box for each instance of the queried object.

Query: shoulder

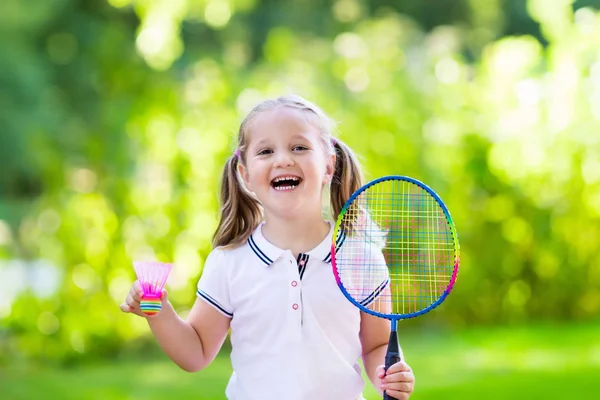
[216,240,252,259]
[198,241,252,286]
[204,241,252,268]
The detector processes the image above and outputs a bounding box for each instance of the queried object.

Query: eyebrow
[291,134,312,141]
[252,134,313,148]
[253,138,270,147]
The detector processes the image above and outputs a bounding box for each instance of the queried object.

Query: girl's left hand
[376,361,415,400]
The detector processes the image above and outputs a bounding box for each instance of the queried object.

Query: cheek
[309,167,330,186]
[247,164,269,186]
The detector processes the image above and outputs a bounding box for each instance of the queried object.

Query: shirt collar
[247,221,346,266]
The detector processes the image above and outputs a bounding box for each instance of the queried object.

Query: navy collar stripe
[297,253,309,280]
[197,290,234,317]
[249,222,337,265]
[248,235,273,265]
[296,253,303,275]
[359,278,390,307]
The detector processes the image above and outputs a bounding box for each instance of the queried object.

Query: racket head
[331,175,460,321]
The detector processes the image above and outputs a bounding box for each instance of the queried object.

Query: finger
[123,296,148,318]
[130,281,143,302]
[384,371,415,383]
[386,361,412,374]
[381,381,413,393]
[120,302,133,313]
[382,389,409,400]
[126,292,140,310]
[376,365,386,379]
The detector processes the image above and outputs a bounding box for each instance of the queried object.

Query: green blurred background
[1,0,600,398]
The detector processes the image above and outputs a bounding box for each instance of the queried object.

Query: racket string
[335,179,457,316]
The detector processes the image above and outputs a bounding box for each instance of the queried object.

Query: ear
[237,161,253,191]
[324,153,336,184]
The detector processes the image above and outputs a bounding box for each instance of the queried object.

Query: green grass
[1,322,599,399]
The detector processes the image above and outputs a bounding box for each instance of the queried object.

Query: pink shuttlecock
[133,261,173,315]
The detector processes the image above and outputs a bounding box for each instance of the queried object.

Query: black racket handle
[383,330,401,400]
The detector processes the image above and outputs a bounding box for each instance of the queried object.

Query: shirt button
[292,303,299,310]
[291,281,298,287]
[299,260,305,265]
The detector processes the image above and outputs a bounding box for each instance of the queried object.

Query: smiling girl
[121,95,415,400]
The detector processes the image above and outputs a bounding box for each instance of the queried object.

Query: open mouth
[270,175,302,191]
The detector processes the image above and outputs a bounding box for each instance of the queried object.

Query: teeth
[273,176,300,182]
[271,176,301,191]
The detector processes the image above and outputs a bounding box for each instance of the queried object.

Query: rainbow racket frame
[332,175,460,330]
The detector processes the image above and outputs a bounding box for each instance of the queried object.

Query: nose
[273,150,294,167]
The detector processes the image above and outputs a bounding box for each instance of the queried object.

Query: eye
[292,145,309,152]
[257,148,273,156]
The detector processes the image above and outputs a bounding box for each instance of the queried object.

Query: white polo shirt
[197,221,367,400]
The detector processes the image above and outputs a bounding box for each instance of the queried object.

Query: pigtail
[330,138,364,221]
[212,153,263,248]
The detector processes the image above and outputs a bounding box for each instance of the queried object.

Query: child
[121,95,415,400]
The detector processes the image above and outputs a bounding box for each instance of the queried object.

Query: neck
[261,211,331,256]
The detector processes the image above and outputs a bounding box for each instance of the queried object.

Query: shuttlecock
[133,261,173,316]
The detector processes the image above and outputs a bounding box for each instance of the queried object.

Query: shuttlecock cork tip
[140,294,162,315]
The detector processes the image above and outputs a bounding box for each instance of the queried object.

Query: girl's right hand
[120,280,167,318]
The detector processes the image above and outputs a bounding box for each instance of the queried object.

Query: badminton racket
[331,175,460,400]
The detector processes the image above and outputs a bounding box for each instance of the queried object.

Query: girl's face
[238,107,335,220]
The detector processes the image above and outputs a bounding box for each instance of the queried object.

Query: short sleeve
[358,247,389,307]
[197,248,233,318]
[336,244,389,308]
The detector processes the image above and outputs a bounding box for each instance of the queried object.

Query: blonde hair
[212,94,364,248]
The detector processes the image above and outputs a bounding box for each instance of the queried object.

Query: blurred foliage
[1,0,600,365]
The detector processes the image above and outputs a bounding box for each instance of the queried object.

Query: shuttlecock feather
[133,261,173,316]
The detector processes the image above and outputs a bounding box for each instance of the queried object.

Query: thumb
[376,365,386,379]
[160,289,168,303]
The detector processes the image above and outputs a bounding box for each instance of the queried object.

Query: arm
[360,311,414,399]
[359,283,414,399]
[148,295,231,372]
[359,283,395,392]
[122,282,230,372]
[359,310,393,395]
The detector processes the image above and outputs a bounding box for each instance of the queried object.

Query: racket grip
[383,330,401,400]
